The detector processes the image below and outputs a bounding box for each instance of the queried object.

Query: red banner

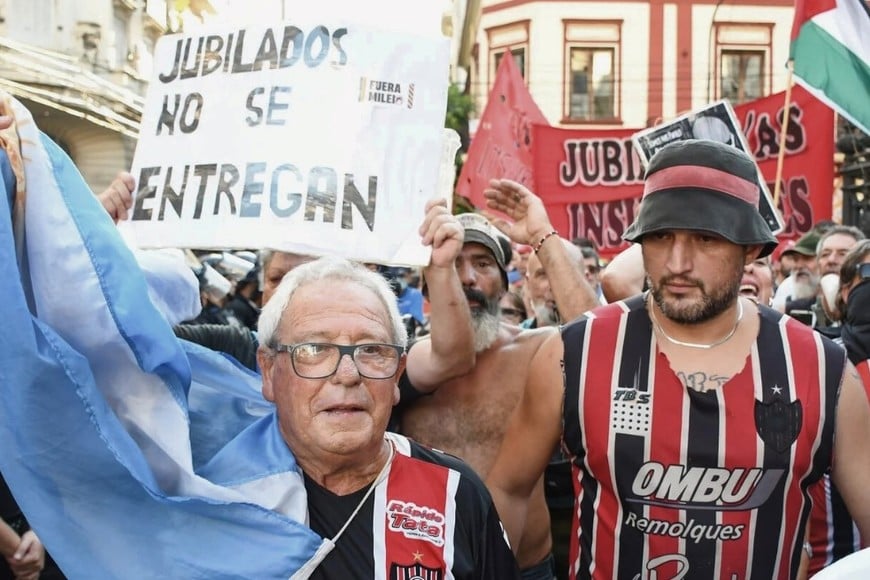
[532,85,834,257]
[734,86,833,238]
[456,53,548,209]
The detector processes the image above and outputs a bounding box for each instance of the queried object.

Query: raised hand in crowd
[97,171,135,223]
[483,178,555,247]
[484,178,598,322]
[419,197,464,269]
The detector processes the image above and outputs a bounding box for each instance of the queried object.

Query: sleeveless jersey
[561,295,846,580]
[304,432,520,580]
[807,359,869,575]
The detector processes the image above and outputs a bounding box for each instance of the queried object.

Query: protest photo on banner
[127,9,452,266]
[632,100,785,235]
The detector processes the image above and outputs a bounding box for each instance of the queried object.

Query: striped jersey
[806,359,869,575]
[561,295,846,579]
[304,432,520,580]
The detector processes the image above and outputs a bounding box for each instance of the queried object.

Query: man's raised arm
[405,198,475,392]
[485,179,598,321]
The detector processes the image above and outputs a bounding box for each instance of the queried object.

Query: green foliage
[445,84,474,135]
[445,84,475,213]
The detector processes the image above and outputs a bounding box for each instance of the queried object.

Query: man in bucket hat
[484,139,870,578]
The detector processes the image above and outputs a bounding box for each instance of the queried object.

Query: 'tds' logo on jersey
[613,388,650,404]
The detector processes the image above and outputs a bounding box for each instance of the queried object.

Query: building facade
[473,0,796,129]
[0,0,217,191]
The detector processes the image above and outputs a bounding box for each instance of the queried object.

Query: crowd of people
[1,94,868,580]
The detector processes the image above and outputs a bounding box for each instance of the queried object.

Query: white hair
[257,256,408,349]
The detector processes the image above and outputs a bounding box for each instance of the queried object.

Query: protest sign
[533,86,834,256]
[632,100,785,235]
[532,126,643,256]
[127,12,451,266]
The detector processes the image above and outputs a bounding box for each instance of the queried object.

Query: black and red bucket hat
[623,139,779,257]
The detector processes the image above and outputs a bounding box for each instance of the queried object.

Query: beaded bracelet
[533,230,559,253]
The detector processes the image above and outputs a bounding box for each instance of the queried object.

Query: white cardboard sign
[127,13,451,265]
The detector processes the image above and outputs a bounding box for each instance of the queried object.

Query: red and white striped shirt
[561,295,845,579]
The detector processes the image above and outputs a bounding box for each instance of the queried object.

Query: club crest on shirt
[387,500,445,546]
[389,562,444,580]
[754,394,803,454]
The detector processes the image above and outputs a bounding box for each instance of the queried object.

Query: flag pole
[773,60,795,209]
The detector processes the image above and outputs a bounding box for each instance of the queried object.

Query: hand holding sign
[99,172,135,223]
[419,198,463,270]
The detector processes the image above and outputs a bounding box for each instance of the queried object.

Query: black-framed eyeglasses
[272,342,404,379]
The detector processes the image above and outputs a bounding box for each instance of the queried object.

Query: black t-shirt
[173,324,259,370]
[303,435,520,580]
[0,474,21,523]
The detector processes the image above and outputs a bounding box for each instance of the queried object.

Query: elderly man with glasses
[255,256,520,579]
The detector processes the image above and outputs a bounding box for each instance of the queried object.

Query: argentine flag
[0,94,322,577]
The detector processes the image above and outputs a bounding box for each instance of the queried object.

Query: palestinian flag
[790,0,870,134]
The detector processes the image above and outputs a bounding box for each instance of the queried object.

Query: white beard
[472,310,501,352]
[793,271,819,301]
[531,301,560,327]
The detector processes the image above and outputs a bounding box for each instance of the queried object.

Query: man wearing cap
[485,139,870,578]
[397,212,560,579]
[773,225,865,331]
[771,229,821,316]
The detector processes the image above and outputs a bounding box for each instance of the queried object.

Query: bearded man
[397,213,559,580]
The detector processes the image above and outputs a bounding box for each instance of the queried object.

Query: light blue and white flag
[0,94,322,578]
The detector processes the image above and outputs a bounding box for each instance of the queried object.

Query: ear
[257,346,277,403]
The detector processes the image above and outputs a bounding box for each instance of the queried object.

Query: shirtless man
[400,210,599,579]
